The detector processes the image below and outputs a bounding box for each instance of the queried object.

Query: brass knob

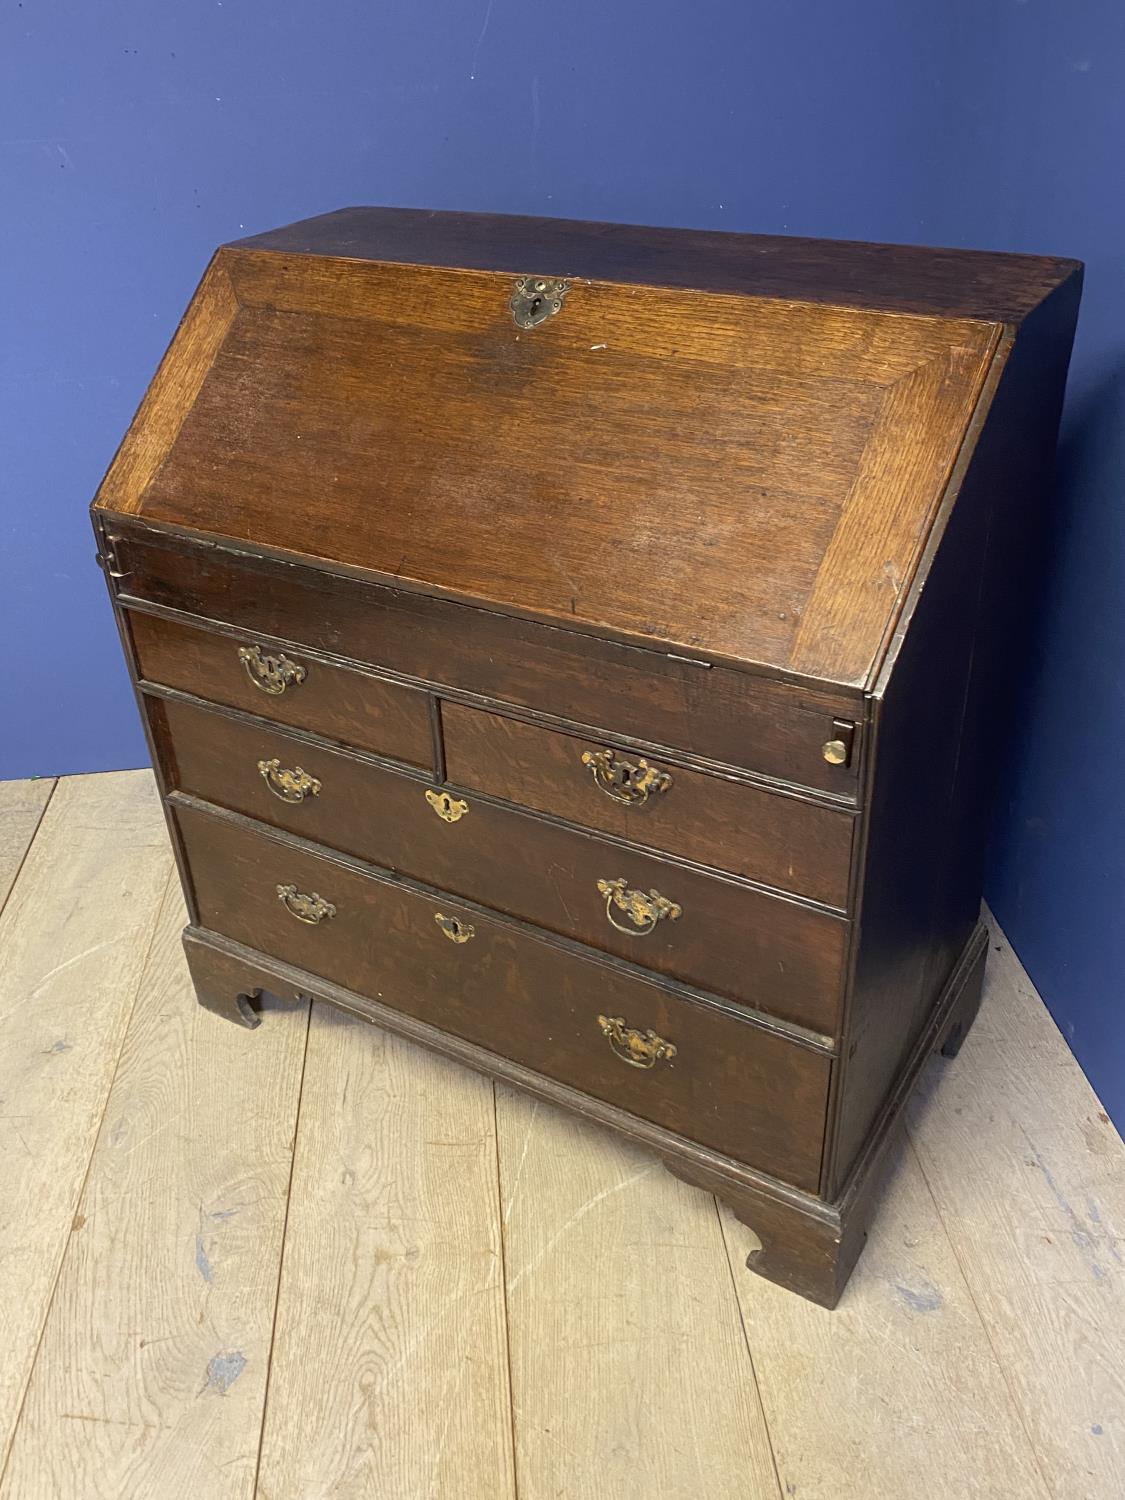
[822,738,848,765]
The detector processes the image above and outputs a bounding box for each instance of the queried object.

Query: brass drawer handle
[598,1015,677,1069]
[425,789,469,823]
[276,883,336,925]
[597,877,681,936]
[238,644,307,696]
[435,912,475,944]
[257,758,322,804]
[581,749,672,806]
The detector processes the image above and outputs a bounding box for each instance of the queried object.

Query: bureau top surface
[94,206,1079,689]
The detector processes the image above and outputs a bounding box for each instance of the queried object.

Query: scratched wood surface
[496,1089,782,1499]
[0,779,54,913]
[256,1007,516,1500]
[1,773,1123,1500]
[905,915,1125,1498]
[0,877,309,1500]
[720,1143,1052,1499]
[0,774,172,1480]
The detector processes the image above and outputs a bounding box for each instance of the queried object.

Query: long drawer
[109,520,863,796]
[153,693,847,1034]
[173,798,830,1191]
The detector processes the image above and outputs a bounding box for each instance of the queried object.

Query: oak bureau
[92,208,1081,1306]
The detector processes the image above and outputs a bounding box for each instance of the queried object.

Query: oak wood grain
[102,246,999,687]
[233,205,1080,323]
[109,528,864,790]
[95,258,237,517]
[174,797,832,1191]
[442,699,855,907]
[789,333,1000,681]
[155,694,848,1032]
[130,609,434,769]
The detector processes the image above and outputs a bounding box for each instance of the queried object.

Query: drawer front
[175,800,829,1191]
[156,695,846,1034]
[110,523,862,796]
[130,609,433,769]
[443,702,854,909]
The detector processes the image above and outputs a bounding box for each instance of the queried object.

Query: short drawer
[443,702,854,909]
[174,799,830,1191]
[129,609,433,768]
[155,694,847,1034]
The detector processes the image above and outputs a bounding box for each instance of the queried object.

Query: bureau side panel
[829,274,1082,1192]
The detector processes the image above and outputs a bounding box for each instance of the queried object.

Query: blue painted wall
[2,4,1121,1118]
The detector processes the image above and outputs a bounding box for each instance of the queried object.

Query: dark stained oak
[96,239,1002,689]
[110,527,862,794]
[91,206,1082,1306]
[180,910,988,1309]
[234,205,1079,325]
[152,692,847,1034]
[174,797,830,1193]
[442,700,854,907]
[130,608,434,769]
[825,271,1085,1193]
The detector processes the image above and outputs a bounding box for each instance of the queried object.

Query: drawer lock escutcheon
[434,912,475,944]
[276,884,336,925]
[597,1015,677,1069]
[425,790,469,823]
[596,877,682,936]
[239,645,307,696]
[581,749,672,807]
[257,758,322,804]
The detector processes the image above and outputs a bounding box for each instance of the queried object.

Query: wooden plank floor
[0,771,1121,1499]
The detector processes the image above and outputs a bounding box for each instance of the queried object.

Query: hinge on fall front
[98,531,131,581]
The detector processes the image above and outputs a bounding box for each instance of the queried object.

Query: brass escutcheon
[276,884,336,925]
[597,1014,677,1069]
[581,748,672,807]
[596,877,682,936]
[434,912,475,944]
[425,789,469,823]
[510,275,571,329]
[238,644,307,696]
[257,758,322,804]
